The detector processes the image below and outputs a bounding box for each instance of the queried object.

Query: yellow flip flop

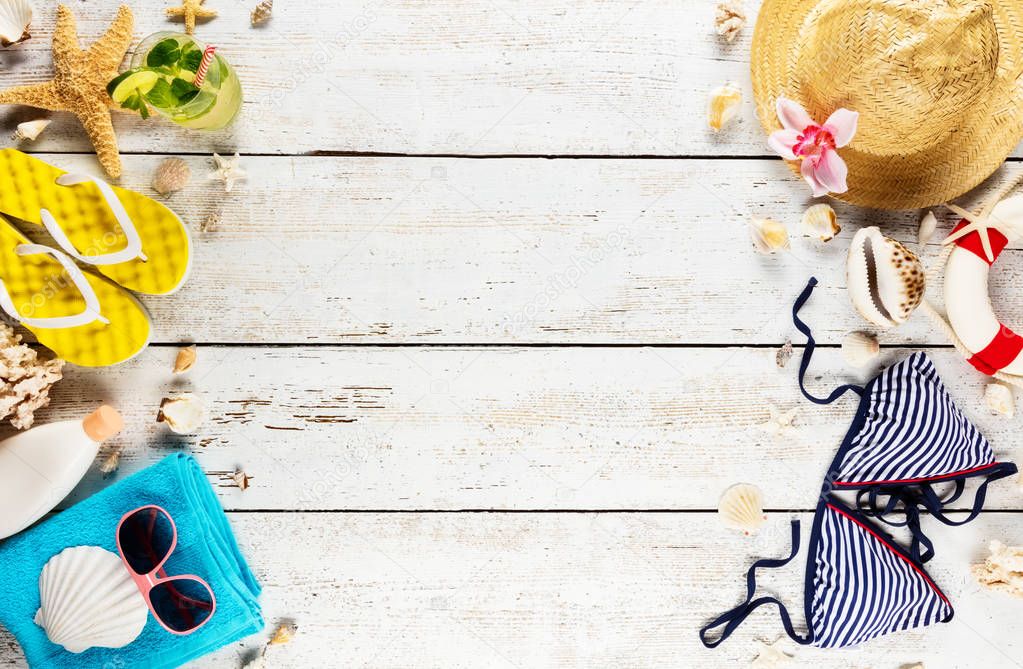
[0,149,191,296]
[0,215,151,367]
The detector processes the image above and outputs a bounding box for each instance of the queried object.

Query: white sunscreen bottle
[0,406,123,541]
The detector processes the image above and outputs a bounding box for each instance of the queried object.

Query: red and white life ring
[944,195,1023,376]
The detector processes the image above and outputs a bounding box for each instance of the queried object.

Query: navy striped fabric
[809,502,952,648]
[832,352,996,487]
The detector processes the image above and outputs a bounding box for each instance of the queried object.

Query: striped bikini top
[699,278,1018,650]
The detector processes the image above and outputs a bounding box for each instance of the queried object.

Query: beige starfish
[0,5,133,178]
[207,152,247,192]
[942,172,1023,263]
[166,0,217,35]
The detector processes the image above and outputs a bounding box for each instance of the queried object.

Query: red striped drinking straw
[193,45,217,88]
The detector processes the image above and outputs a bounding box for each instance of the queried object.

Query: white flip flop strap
[0,244,110,329]
[40,173,148,265]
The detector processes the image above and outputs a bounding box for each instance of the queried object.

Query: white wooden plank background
[0,2,1020,668]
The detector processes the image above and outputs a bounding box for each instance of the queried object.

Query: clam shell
[841,331,879,368]
[707,82,742,132]
[985,383,1014,418]
[718,483,765,534]
[0,0,31,47]
[749,218,788,254]
[846,226,924,328]
[34,546,147,653]
[802,203,840,242]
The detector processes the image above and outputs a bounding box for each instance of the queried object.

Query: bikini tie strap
[792,278,865,404]
[856,487,935,563]
[919,462,1019,527]
[698,520,812,648]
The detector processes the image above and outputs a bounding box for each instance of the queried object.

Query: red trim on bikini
[826,504,951,606]
[833,462,1000,487]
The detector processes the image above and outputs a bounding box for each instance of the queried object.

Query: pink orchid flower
[768,97,858,197]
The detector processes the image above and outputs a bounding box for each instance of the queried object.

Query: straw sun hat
[751,0,1023,209]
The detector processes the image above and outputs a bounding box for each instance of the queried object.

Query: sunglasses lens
[118,507,175,574]
[149,579,215,633]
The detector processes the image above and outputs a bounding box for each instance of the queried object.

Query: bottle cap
[83,405,124,442]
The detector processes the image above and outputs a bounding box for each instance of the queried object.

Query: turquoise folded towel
[0,453,263,668]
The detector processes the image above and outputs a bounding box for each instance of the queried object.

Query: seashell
[99,446,121,476]
[749,217,788,254]
[775,339,793,368]
[802,203,840,242]
[152,157,191,196]
[251,0,272,25]
[269,622,297,645]
[972,540,1023,599]
[200,211,220,232]
[12,118,49,141]
[173,344,196,373]
[232,469,252,490]
[984,382,1014,417]
[918,210,937,245]
[846,226,924,328]
[718,482,765,534]
[0,0,31,47]
[157,393,204,433]
[714,0,746,42]
[841,331,879,368]
[34,546,148,653]
[707,82,742,132]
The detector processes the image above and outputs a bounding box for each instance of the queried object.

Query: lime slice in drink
[108,70,161,104]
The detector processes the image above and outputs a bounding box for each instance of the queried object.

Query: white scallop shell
[749,217,788,254]
[34,546,148,653]
[802,203,840,242]
[984,383,1014,418]
[718,483,765,534]
[846,226,924,328]
[0,0,31,47]
[841,331,879,369]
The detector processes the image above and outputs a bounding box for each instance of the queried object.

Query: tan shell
[0,0,31,47]
[718,483,765,534]
[152,158,191,196]
[251,0,272,25]
[708,82,742,132]
[841,331,879,368]
[749,218,788,254]
[846,226,924,328]
[802,203,840,242]
[173,345,197,373]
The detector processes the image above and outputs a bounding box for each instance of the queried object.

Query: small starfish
[750,637,794,668]
[0,5,133,178]
[757,404,796,437]
[207,152,247,192]
[942,173,1023,262]
[166,0,217,35]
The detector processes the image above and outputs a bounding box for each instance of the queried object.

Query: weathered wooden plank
[28,345,1020,511]
[17,154,1021,345]
[1,512,1020,668]
[5,0,1019,158]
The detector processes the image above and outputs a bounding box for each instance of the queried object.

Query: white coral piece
[714,0,746,42]
[972,541,1023,598]
[0,323,63,429]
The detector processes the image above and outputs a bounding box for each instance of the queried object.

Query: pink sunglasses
[115,505,217,635]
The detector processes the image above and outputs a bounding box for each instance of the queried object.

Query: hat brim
[751,0,1023,210]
